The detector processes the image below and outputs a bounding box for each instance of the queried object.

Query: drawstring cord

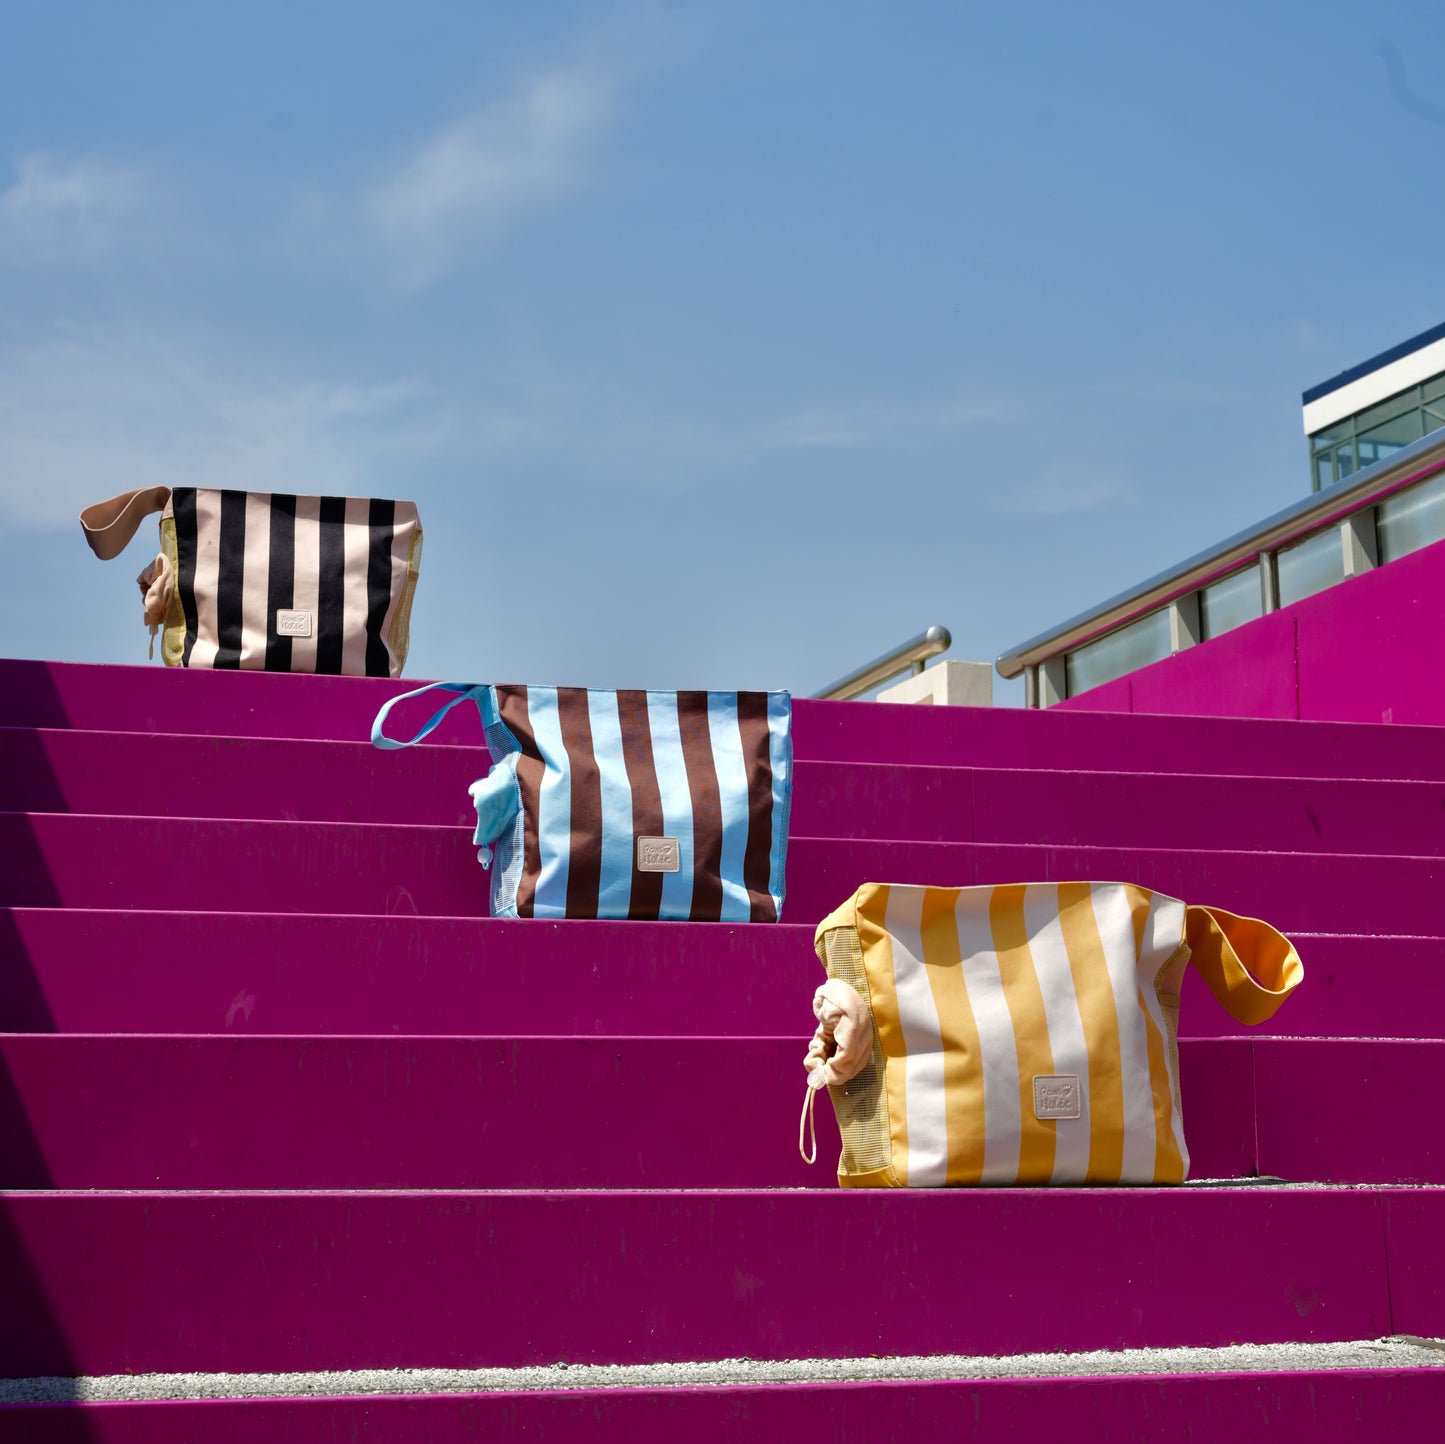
[799,1081,819,1165]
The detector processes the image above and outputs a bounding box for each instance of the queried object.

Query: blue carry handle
[370,681,519,870]
[370,681,498,749]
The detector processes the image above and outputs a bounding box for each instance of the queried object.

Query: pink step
[0,1187,1413,1375]
[8,658,1445,781]
[13,725,1445,860]
[0,1035,1277,1190]
[0,911,819,1036]
[1255,1040,1445,1185]
[4,911,1438,1040]
[0,727,482,827]
[7,1370,1445,1442]
[4,812,1442,936]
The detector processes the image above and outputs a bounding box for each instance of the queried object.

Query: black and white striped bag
[80,486,423,676]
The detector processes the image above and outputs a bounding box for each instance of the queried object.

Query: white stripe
[1138,891,1190,1173]
[645,693,695,919]
[289,498,320,673]
[1090,884,1158,1183]
[340,496,371,675]
[238,491,273,669]
[526,692,571,919]
[1022,885,1093,1184]
[706,695,752,922]
[954,889,1023,1184]
[188,489,222,667]
[884,887,948,1187]
[586,691,635,918]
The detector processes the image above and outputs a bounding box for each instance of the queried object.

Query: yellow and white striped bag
[810,881,1302,1187]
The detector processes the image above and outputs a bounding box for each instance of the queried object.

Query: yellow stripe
[856,885,912,1184]
[1124,884,1152,961]
[1057,882,1126,1184]
[988,884,1056,1184]
[1138,980,1187,1184]
[918,887,986,1185]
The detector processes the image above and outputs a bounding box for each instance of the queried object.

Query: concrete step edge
[4,1337,1443,1403]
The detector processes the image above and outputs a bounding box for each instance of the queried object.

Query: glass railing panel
[1199,565,1263,639]
[1377,471,1445,563]
[1065,608,1172,696]
[1276,527,1345,606]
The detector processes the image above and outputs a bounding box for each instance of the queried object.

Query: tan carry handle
[79,487,172,561]
[1184,905,1303,1026]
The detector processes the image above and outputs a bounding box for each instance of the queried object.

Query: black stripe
[315,497,347,674]
[173,488,199,667]
[265,494,296,673]
[212,490,247,669]
[365,498,395,678]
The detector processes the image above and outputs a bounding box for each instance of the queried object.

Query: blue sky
[2,0,1442,701]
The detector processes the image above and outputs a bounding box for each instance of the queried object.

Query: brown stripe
[736,691,776,923]
[496,686,546,918]
[616,690,665,920]
[556,687,602,918]
[676,692,724,922]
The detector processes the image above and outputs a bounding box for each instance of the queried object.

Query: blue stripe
[585,690,635,917]
[525,690,572,919]
[645,692,695,920]
[766,691,793,920]
[481,692,525,918]
[706,693,754,922]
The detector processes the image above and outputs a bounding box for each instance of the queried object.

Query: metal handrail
[995,426,1445,680]
[813,626,952,701]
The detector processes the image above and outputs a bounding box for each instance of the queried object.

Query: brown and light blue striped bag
[80,485,422,676]
[372,682,792,922]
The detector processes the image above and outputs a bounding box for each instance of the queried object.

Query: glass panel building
[999,320,1445,704]
[1305,322,1445,491]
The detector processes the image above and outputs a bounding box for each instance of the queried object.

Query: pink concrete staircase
[2,659,1443,1437]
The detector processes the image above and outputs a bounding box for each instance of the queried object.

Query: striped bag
[805,881,1302,1187]
[372,682,792,921]
[80,486,422,675]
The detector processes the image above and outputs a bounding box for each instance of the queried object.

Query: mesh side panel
[159,516,186,668]
[387,528,423,675]
[819,925,892,1178]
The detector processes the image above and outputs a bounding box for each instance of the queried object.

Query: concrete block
[877,660,993,707]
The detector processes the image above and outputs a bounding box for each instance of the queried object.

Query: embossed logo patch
[276,609,314,638]
[1033,1074,1081,1120]
[637,836,680,873]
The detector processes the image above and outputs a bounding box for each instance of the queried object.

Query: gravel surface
[4,1337,1443,1403]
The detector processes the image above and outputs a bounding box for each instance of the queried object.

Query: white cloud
[766,392,1016,450]
[363,67,613,286]
[330,11,687,288]
[0,331,458,531]
[995,468,1127,516]
[0,153,152,263]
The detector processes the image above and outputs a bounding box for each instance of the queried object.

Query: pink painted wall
[1057,534,1445,724]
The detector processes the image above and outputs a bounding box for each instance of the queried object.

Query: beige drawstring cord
[799,1082,819,1165]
